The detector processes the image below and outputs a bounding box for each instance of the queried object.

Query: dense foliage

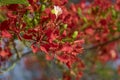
[0,0,120,80]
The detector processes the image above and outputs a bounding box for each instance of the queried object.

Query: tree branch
[84,36,120,50]
[1,36,120,73]
[0,50,32,73]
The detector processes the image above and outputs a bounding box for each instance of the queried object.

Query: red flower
[31,45,39,53]
[0,20,10,30]
[7,4,19,11]
[52,0,68,6]
[99,19,107,26]
[0,49,12,59]
[23,34,33,40]
[1,30,12,38]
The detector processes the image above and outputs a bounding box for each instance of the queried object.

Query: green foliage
[77,8,82,16]
[72,31,78,39]
[0,12,6,22]
[0,0,29,6]
[63,24,67,29]
[23,11,40,29]
[41,4,46,11]
[117,21,120,32]
[111,6,118,19]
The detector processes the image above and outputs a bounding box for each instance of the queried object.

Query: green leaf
[117,21,120,32]
[0,12,6,22]
[60,24,67,34]
[83,17,88,23]
[72,31,78,39]
[33,18,38,26]
[78,8,82,16]
[41,4,46,11]
[51,9,55,14]
[62,37,73,42]
[0,0,29,5]
[63,24,67,29]
[111,6,118,19]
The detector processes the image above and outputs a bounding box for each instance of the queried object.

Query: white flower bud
[53,6,62,17]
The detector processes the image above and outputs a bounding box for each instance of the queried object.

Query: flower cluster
[0,0,120,79]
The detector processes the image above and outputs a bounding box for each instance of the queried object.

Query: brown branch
[0,50,32,73]
[1,36,120,73]
[84,36,120,51]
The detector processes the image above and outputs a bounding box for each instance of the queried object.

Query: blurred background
[0,40,120,80]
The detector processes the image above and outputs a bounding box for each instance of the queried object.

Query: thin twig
[84,36,120,50]
[0,50,32,73]
[1,36,120,73]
